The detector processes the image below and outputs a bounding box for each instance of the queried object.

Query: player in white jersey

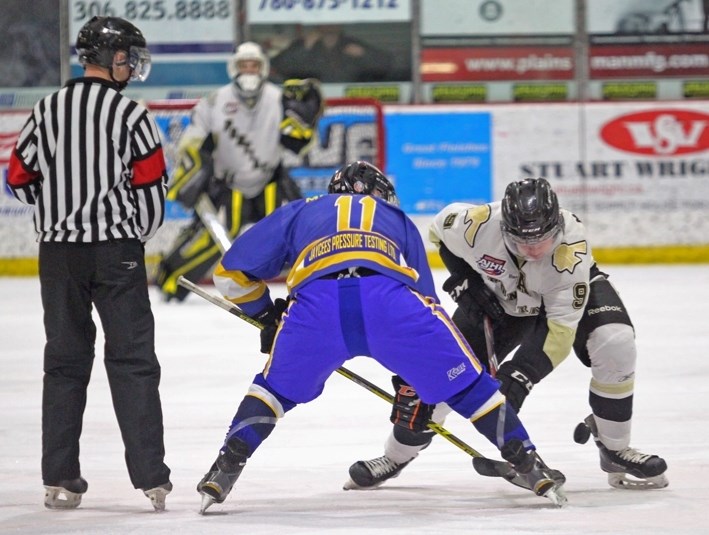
[156,42,323,301]
[344,178,668,491]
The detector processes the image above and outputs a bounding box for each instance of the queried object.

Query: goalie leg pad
[156,221,223,302]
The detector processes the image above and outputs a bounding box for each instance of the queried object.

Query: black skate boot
[575,414,668,489]
[44,477,88,509]
[343,455,411,490]
[500,439,567,507]
[197,437,249,513]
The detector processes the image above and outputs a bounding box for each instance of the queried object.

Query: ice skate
[575,414,668,489]
[143,481,173,512]
[343,455,410,490]
[500,439,567,507]
[197,437,248,513]
[43,477,88,509]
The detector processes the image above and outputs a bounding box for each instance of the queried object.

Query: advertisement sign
[492,101,709,247]
[421,0,574,36]
[590,44,709,78]
[385,108,492,215]
[421,47,575,82]
[248,0,411,23]
[69,0,235,86]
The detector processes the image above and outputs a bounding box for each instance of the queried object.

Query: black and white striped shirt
[8,77,167,243]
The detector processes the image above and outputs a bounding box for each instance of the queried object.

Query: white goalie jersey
[179,82,284,198]
[430,201,593,365]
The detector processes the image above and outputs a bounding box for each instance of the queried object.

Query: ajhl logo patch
[600,109,709,156]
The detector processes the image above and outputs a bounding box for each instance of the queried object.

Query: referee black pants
[39,240,171,490]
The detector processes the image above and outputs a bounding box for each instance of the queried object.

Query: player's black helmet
[501,178,563,244]
[328,161,399,206]
[76,16,151,82]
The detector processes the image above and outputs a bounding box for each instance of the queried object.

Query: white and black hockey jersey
[430,201,593,368]
[179,82,284,198]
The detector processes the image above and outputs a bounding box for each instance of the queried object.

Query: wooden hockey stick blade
[176,275,488,460]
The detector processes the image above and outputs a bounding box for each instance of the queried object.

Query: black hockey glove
[254,298,288,354]
[496,362,535,412]
[442,270,505,321]
[389,375,435,433]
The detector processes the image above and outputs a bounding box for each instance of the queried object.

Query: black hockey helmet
[501,178,563,245]
[328,161,399,206]
[76,16,151,82]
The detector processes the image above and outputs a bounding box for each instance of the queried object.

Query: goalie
[156,41,323,302]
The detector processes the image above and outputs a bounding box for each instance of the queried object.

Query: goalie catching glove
[389,375,435,432]
[280,78,324,155]
[254,298,289,354]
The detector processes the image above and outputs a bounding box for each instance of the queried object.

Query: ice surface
[1,266,708,534]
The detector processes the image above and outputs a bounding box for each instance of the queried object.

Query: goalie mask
[227,41,269,107]
[500,178,564,261]
[76,16,151,89]
[328,161,399,206]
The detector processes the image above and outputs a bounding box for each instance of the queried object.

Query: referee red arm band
[132,147,167,187]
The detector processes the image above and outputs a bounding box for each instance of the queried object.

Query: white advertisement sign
[493,101,709,247]
[69,0,234,44]
[421,0,574,36]
[247,0,411,23]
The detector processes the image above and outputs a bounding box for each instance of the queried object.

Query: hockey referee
[7,16,172,511]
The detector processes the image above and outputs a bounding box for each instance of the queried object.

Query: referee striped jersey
[8,77,167,243]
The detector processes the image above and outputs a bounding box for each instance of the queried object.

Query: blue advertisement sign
[385,110,492,214]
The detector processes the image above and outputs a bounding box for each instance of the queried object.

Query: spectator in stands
[270,25,394,83]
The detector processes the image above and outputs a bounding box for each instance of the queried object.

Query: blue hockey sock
[472,402,534,450]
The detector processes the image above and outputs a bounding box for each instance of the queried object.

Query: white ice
[1,266,708,534]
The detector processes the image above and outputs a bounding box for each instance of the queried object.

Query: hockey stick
[176,275,485,459]
[483,315,499,377]
[194,194,231,253]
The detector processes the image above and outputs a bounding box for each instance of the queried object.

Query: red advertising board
[590,44,709,78]
[421,47,575,82]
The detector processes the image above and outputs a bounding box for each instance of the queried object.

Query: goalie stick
[194,194,231,253]
[176,276,565,503]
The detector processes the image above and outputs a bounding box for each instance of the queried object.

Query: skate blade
[536,480,568,507]
[144,487,170,512]
[44,486,83,509]
[342,478,383,491]
[199,493,216,514]
[608,472,669,490]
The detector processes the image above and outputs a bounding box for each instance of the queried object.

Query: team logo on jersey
[463,205,491,248]
[442,213,457,229]
[476,254,505,276]
[552,241,587,273]
[223,102,239,114]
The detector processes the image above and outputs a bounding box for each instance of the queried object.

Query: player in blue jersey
[195,161,567,513]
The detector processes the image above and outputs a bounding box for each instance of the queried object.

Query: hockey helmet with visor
[500,177,564,261]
